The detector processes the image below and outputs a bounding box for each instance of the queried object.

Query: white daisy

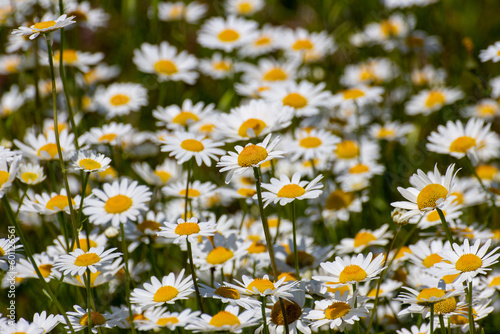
[194,233,250,271]
[369,121,415,142]
[199,282,261,310]
[54,246,121,276]
[12,14,75,40]
[198,15,258,52]
[334,224,393,255]
[258,172,323,207]
[225,0,264,16]
[239,58,298,85]
[130,269,194,309]
[64,305,125,333]
[0,154,21,198]
[280,27,336,63]
[79,122,133,146]
[462,99,500,120]
[405,88,463,116]
[132,159,183,186]
[341,58,398,87]
[70,150,111,173]
[47,48,104,73]
[20,189,81,215]
[94,83,148,118]
[83,178,152,227]
[16,252,60,281]
[229,274,297,299]
[199,52,236,79]
[157,1,207,24]
[153,99,215,129]
[16,162,45,185]
[479,41,500,62]
[65,1,110,30]
[157,217,216,244]
[408,239,451,269]
[286,128,340,162]
[238,25,282,57]
[14,129,76,161]
[1,85,26,118]
[135,307,201,331]
[330,85,384,108]
[186,304,260,333]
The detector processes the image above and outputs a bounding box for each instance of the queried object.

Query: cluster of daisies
[1,0,500,333]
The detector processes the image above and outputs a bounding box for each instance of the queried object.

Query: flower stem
[120,223,137,334]
[186,239,205,313]
[261,296,269,334]
[2,196,76,334]
[436,208,454,245]
[430,304,435,334]
[439,314,446,334]
[86,268,93,334]
[467,280,476,334]
[290,201,301,280]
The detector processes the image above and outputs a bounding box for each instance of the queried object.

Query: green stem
[439,314,446,334]
[86,268,92,334]
[436,208,454,245]
[2,197,76,333]
[15,184,30,218]
[186,239,205,313]
[74,172,90,250]
[468,280,475,334]
[120,223,137,334]
[45,35,81,250]
[430,304,435,334]
[261,296,269,334]
[290,201,301,280]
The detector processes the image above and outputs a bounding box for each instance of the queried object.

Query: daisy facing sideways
[12,14,76,40]
[54,246,121,277]
[405,88,463,116]
[186,305,260,333]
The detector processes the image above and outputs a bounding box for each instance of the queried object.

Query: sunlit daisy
[16,252,60,282]
[12,14,75,40]
[20,189,80,215]
[260,290,311,334]
[225,0,264,16]
[0,154,21,198]
[153,99,215,129]
[83,178,152,227]
[259,172,323,207]
[64,305,124,333]
[65,1,110,30]
[479,41,500,62]
[194,233,250,271]
[80,122,133,146]
[186,305,260,333]
[369,121,414,142]
[157,217,216,244]
[80,63,120,87]
[408,239,451,270]
[16,162,45,185]
[199,282,261,309]
[46,48,104,73]
[411,198,463,229]
[229,274,298,299]
[199,52,236,79]
[135,307,200,331]
[341,58,398,87]
[391,164,458,221]
[70,150,111,173]
[130,269,194,309]
[335,224,393,255]
[281,27,336,63]
[330,85,384,107]
[157,1,207,24]
[160,131,225,166]
[14,129,76,161]
[32,311,62,333]
[132,159,182,186]
[238,25,281,57]
[462,99,500,120]
[55,246,121,276]
[217,134,283,183]
[1,85,25,117]
[411,65,446,86]
[133,42,198,84]
[434,239,500,283]
[405,88,463,116]
[198,15,258,52]
[94,83,148,118]
[240,58,298,85]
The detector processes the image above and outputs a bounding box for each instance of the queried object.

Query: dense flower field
[1,0,500,333]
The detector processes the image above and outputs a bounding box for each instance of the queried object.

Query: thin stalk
[74,172,90,251]
[439,314,446,334]
[430,304,435,334]
[186,239,205,313]
[15,184,31,218]
[2,197,76,333]
[86,269,93,334]
[468,280,475,334]
[290,201,301,280]
[120,223,137,334]
[261,296,269,334]
[436,208,454,245]
[45,35,81,250]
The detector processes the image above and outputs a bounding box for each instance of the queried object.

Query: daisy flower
[194,233,250,271]
[64,305,125,333]
[238,25,281,57]
[32,311,62,333]
[479,41,500,62]
[83,178,152,227]
[16,162,46,185]
[217,134,283,184]
[14,129,75,161]
[330,85,384,108]
[369,121,414,142]
[133,42,198,84]
[186,305,260,333]
[198,15,258,52]
[11,14,75,40]
[130,269,194,309]
[313,253,385,287]
[0,237,22,271]
[281,27,336,63]
[427,118,500,162]
[54,246,121,276]
[157,1,207,23]
[334,224,393,255]
[396,323,431,334]
[20,189,80,215]
[261,290,311,334]
[225,0,264,16]
[79,122,133,146]
[462,99,500,120]
[0,318,44,334]
[16,252,60,282]
[199,52,235,79]
[163,180,216,201]
[132,159,182,186]
[434,239,500,283]
[362,14,413,47]
[229,274,297,299]
[199,282,261,309]
[408,239,451,270]
[157,217,216,244]
[239,58,298,85]
[0,54,22,75]
[258,172,323,207]
[1,85,25,118]
[391,164,458,221]
[153,99,215,129]
[48,49,104,73]
[405,88,463,116]
[80,63,120,86]
[160,131,225,167]
[135,307,201,331]
[411,198,463,229]
[0,154,20,198]
[286,128,340,162]
[411,65,446,87]
[94,83,148,118]
[70,150,111,173]
[65,1,110,30]
[306,291,369,331]
[341,58,398,87]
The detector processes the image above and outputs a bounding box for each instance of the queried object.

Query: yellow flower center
[76,271,102,287]
[237,188,257,197]
[299,136,322,148]
[285,250,315,268]
[209,311,240,327]
[178,188,201,198]
[21,172,39,183]
[282,93,308,109]
[416,184,448,210]
[449,136,476,153]
[79,311,106,327]
[0,247,4,257]
[154,60,178,75]
[360,68,376,82]
[339,264,368,283]
[33,21,56,30]
[153,285,179,302]
[434,297,457,314]
[213,61,231,71]
[215,287,240,299]
[180,139,204,152]
[442,273,460,284]
[207,247,234,265]
[172,111,199,125]
[97,166,117,179]
[292,39,314,51]
[247,278,275,293]
[478,104,496,116]
[53,50,79,64]
[325,302,351,320]
[255,36,271,46]
[46,194,75,211]
[237,144,268,167]
[335,140,359,159]
[381,20,398,36]
[74,239,98,252]
[238,118,267,137]
[79,158,102,171]
[0,171,9,187]
[377,128,396,138]
[326,284,350,295]
[342,88,365,100]
[237,2,253,14]
[353,232,376,248]
[218,29,240,42]
[99,133,118,142]
[109,94,130,106]
[74,253,101,267]
[325,190,355,210]
[489,276,500,287]
[277,184,306,198]
[349,164,370,174]
[395,246,412,259]
[170,5,184,17]
[278,272,298,282]
[154,171,172,183]
[200,124,215,132]
[270,299,302,325]
[423,253,444,268]
[475,164,498,180]
[455,253,482,272]
[104,195,133,214]
[263,68,288,81]
[425,91,445,108]
[37,143,59,159]
[416,288,451,308]
[157,317,179,326]
[38,264,53,278]
[137,220,162,234]
[174,222,200,235]
[248,241,267,254]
